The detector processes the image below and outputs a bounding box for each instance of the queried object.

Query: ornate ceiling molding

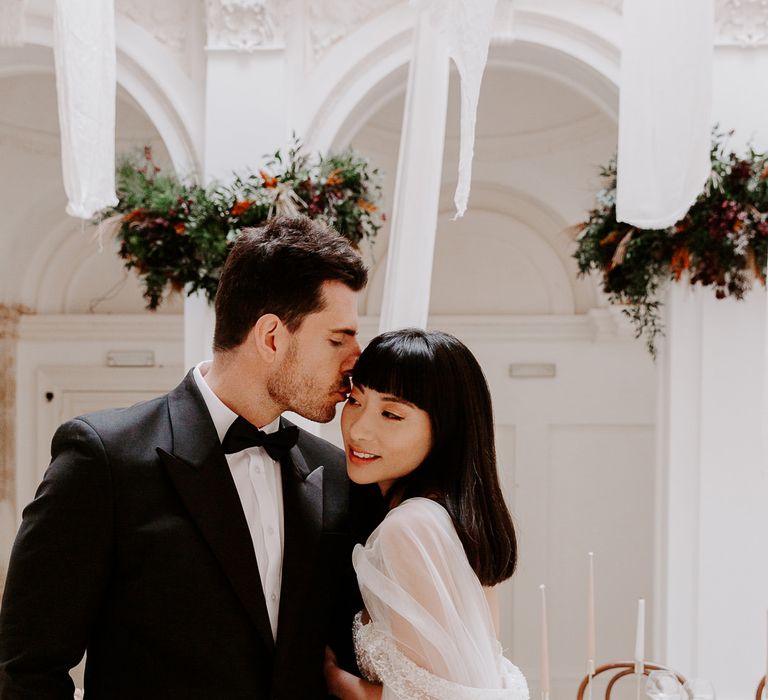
[585,0,768,46]
[529,0,768,47]
[116,0,189,53]
[309,0,401,62]
[205,0,283,51]
[716,0,768,46]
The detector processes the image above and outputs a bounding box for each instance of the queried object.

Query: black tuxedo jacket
[0,371,382,699]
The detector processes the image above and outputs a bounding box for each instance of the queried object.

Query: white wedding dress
[352,497,529,700]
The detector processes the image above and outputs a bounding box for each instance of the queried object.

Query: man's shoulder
[72,394,169,438]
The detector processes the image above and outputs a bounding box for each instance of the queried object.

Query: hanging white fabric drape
[411,0,497,219]
[53,0,118,219]
[616,0,714,229]
[0,0,25,46]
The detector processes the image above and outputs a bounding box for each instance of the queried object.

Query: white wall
[2,2,767,698]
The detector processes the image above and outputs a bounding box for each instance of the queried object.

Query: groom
[0,216,382,698]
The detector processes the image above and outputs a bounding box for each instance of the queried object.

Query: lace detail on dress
[353,611,530,700]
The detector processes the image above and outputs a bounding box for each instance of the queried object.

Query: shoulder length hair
[351,328,517,586]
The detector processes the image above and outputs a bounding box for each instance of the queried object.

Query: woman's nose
[347,409,374,443]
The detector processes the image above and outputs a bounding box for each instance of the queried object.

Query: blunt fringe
[213,215,367,352]
[352,328,518,586]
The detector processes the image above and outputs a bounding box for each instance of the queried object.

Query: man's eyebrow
[330,328,358,336]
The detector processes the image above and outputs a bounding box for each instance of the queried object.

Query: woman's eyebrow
[380,395,416,408]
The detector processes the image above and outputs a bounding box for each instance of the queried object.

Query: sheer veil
[353,498,529,699]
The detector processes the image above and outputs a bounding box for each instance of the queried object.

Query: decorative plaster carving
[716,0,768,46]
[309,0,401,61]
[580,0,768,45]
[205,0,283,51]
[116,0,190,53]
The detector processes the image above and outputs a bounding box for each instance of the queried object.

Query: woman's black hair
[352,328,517,586]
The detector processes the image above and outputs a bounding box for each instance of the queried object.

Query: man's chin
[292,404,337,424]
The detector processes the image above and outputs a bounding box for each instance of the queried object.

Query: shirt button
[253,465,262,474]
[267,526,275,536]
[271,593,277,602]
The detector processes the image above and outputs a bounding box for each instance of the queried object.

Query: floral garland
[94,141,384,310]
[574,131,768,357]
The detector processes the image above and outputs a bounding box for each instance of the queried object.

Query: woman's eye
[347,396,360,406]
[382,411,403,421]
[329,339,342,347]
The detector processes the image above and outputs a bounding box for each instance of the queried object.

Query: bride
[324,329,529,700]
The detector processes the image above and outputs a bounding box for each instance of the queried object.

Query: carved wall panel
[205,0,283,51]
[716,0,768,46]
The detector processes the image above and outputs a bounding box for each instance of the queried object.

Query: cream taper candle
[634,598,645,674]
[587,552,595,669]
[540,584,550,699]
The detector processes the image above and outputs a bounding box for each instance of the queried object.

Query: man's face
[267,280,361,423]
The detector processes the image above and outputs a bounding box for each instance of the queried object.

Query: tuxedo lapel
[273,435,324,671]
[157,372,275,655]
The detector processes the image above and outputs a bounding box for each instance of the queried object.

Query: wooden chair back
[576,662,686,700]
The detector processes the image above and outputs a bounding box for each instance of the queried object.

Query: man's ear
[247,314,287,363]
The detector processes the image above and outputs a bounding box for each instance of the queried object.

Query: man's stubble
[267,337,339,423]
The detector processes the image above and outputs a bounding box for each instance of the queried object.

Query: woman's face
[340,384,432,495]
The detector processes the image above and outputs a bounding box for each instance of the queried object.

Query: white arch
[303,3,620,154]
[18,7,200,174]
[364,183,593,316]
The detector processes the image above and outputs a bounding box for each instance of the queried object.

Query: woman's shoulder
[385,496,451,525]
[371,497,459,549]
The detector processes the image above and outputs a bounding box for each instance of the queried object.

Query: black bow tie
[221,417,299,461]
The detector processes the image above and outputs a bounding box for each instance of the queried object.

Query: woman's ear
[246,313,286,363]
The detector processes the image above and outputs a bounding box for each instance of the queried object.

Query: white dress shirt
[193,361,284,640]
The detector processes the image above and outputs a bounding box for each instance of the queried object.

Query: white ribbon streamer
[53,0,118,219]
[616,0,714,229]
[411,0,497,219]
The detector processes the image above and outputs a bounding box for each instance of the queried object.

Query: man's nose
[341,339,362,373]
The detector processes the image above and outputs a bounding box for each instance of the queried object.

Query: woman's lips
[347,446,380,465]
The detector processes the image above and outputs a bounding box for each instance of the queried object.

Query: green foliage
[574,132,768,357]
[95,141,384,310]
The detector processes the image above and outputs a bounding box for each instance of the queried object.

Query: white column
[657,39,768,700]
[656,283,704,674]
[184,0,289,368]
[378,12,449,333]
[659,285,768,699]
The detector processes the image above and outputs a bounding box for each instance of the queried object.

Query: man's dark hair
[213,215,367,351]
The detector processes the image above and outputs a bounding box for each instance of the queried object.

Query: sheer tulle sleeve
[352,498,528,699]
